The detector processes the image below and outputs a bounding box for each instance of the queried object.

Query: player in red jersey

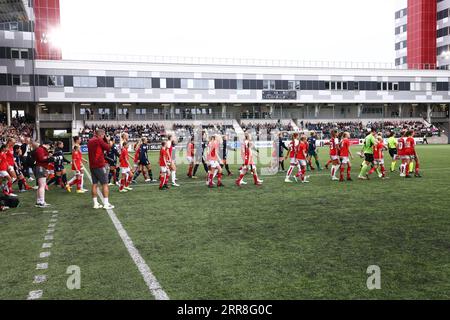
[406,130,421,178]
[294,135,309,183]
[167,135,180,187]
[186,137,195,178]
[339,132,353,182]
[118,141,133,192]
[131,140,142,183]
[284,133,299,183]
[236,133,263,187]
[159,141,170,190]
[67,136,88,193]
[328,130,341,181]
[5,138,17,187]
[369,136,388,179]
[0,145,14,196]
[397,130,410,178]
[206,135,224,188]
[68,144,88,193]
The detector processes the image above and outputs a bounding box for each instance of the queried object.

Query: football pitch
[1,144,450,300]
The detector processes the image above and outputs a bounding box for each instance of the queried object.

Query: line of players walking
[281,127,421,184]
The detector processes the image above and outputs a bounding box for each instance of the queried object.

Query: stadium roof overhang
[0,0,30,23]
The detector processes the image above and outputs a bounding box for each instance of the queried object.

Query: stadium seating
[79,124,166,144]
[302,120,440,139]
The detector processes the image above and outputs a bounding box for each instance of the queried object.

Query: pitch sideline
[84,170,169,300]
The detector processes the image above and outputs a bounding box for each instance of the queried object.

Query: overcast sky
[59,0,396,63]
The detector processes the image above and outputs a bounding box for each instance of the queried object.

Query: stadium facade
[0,0,449,144]
[395,0,450,70]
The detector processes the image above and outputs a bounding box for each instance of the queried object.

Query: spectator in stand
[87,129,114,210]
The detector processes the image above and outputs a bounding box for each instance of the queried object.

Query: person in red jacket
[87,129,114,210]
[34,141,52,208]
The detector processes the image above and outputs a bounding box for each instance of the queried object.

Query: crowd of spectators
[79,124,166,144]
[303,121,440,139]
[242,121,294,137]
[0,116,35,144]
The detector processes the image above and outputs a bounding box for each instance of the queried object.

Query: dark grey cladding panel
[0,87,26,101]
[65,92,107,99]
[16,92,33,101]
[35,86,49,96]
[47,87,65,93]
[0,59,33,74]
[0,31,34,48]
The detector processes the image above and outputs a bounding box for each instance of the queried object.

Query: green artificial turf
[0,144,449,299]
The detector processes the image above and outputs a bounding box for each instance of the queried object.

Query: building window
[12,74,21,86]
[11,48,19,59]
[20,49,29,59]
[48,75,64,87]
[21,75,30,86]
[288,81,295,90]
[74,76,97,88]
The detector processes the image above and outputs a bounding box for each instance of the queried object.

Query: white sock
[104,197,110,206]
[80,174,84,189]
[332,165,339,177]
[171,171,176,183]
[93,197,99,205]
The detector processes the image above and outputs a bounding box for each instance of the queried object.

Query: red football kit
[120,148,129,168]
[340,138,350,157]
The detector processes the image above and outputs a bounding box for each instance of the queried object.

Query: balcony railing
[39,113,74,121]
[45,53,444,71]
[431,112,448,118]
[81,112,234,121]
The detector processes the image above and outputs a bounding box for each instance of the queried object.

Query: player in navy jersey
[106,138,121,186]
[137,137,155,182]
[307,132,321,171]
[277,132,289,172]
[192,132,209,179]
[47,141,71,192]
[13,145,32,192]
[220,135,234,176]
[133,137,155,182]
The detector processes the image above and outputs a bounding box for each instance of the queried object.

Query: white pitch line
[27,290,43,300]
[36,263,48,270]
[85,170,169,300]
[39,251,51,258]
[33,275,47,284]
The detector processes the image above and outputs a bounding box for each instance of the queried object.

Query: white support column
[35,103,41,143]
[314,104,320,118]
[6,102,11,126]
[398,104,402,118]
[357,104,362,118]
[427,104,432,123]
[222,104,227,119]
[170,104,175,119]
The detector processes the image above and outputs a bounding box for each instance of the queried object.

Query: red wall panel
[34,0,62,60]
[407,0,437,69]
